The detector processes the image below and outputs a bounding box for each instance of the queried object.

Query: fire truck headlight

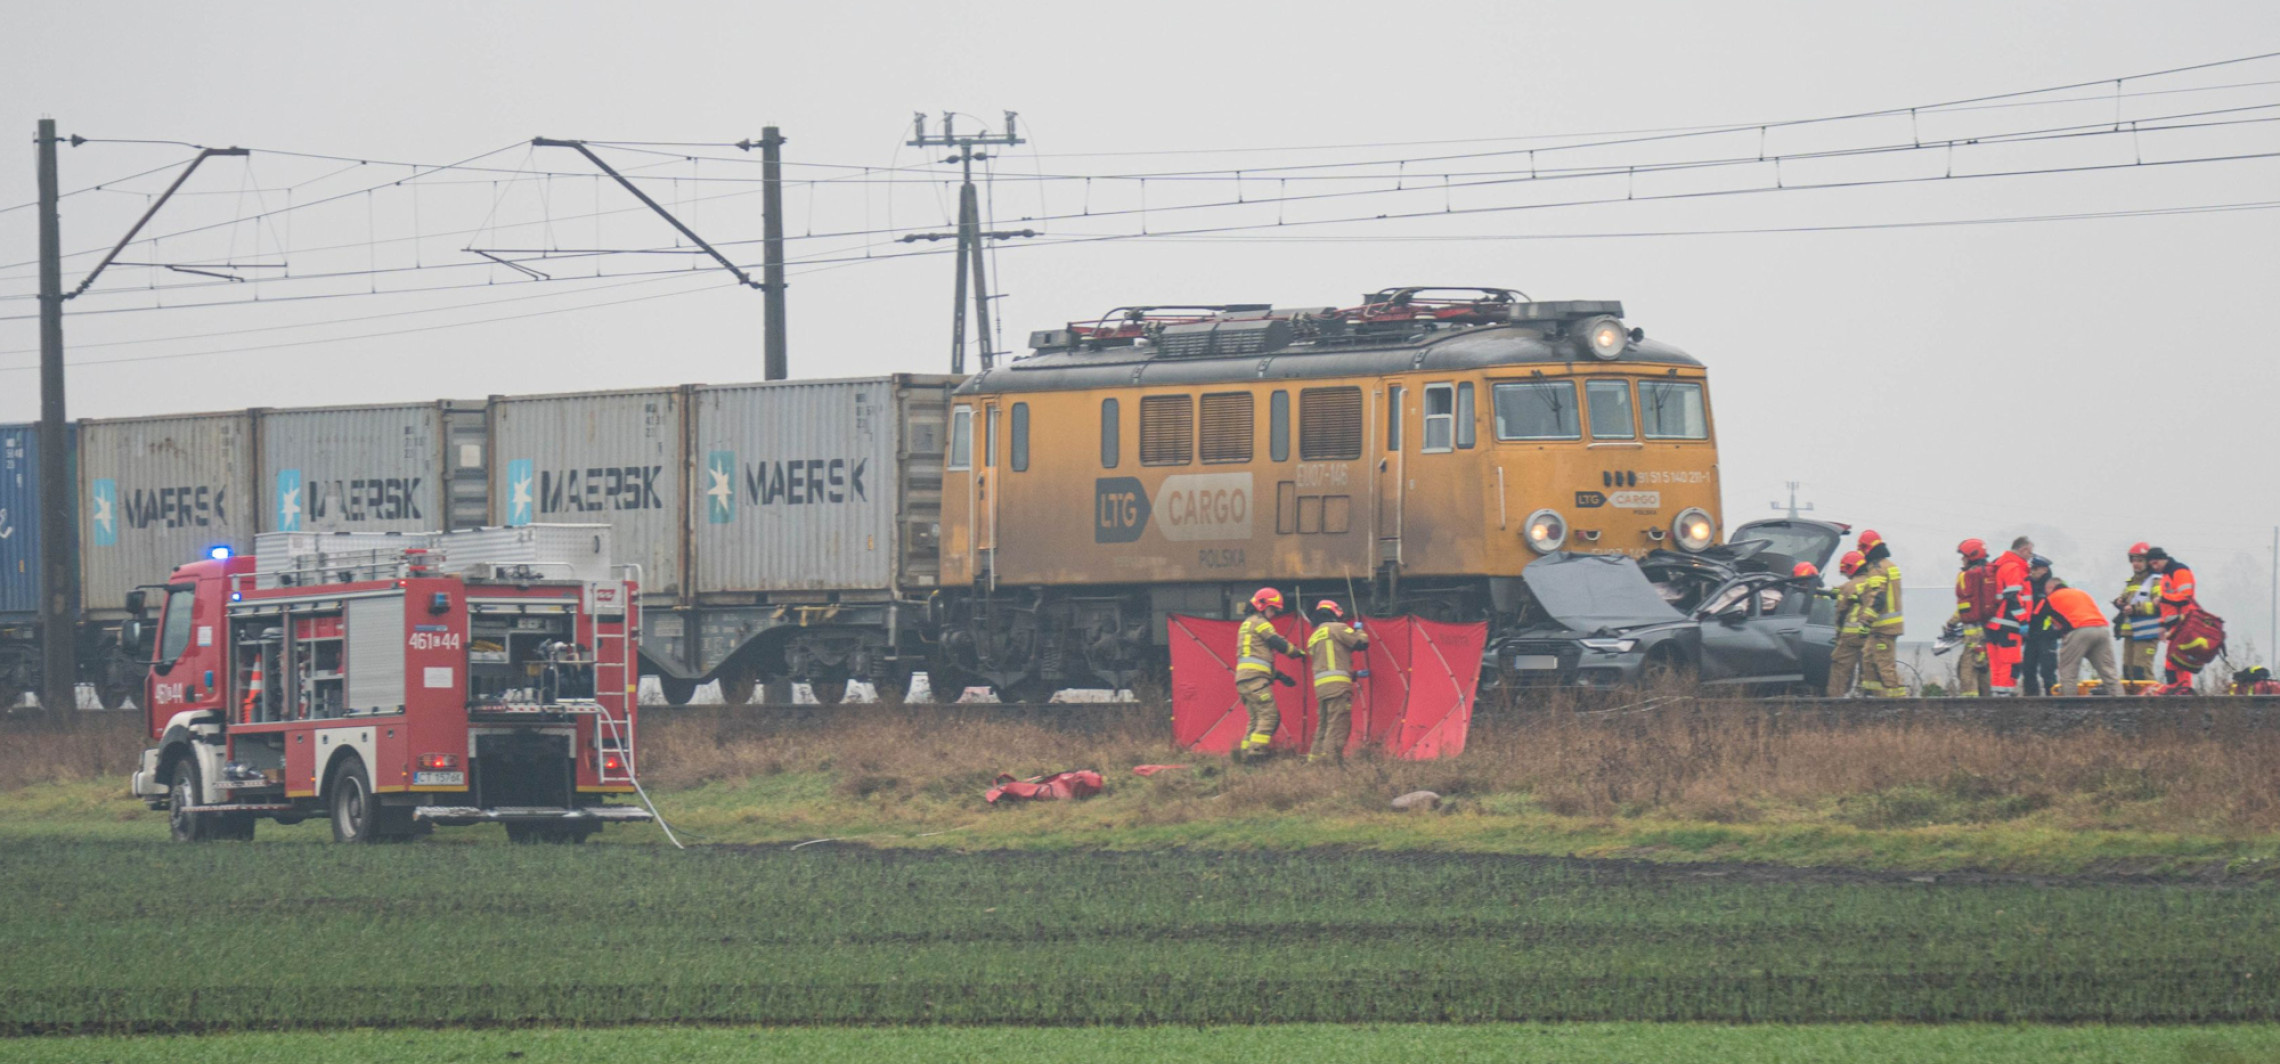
[1674,508,1717,552]
[1575,316,1627,361]
[1524,509,1568,554]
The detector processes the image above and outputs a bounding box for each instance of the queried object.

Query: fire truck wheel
[169,760,216,843]
[328,761,399,844]
[717,664,757,706]
[658,676,697,706]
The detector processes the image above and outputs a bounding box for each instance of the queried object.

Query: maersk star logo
[275,469,303,532]
[506,459,534,526]
[91,479,117,547]
[706,450,735,524]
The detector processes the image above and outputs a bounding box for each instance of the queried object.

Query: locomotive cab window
[1587,380,1637,440]
[1493,381,1581,441]
[1140,395,1195,466]
[1200,392,1254,464]
[1641,380,1710,440]
[1422,384,1455,453]
[1100,398,1119,469]
[1299,386,1362,460]
[948,406,973,471]
[1010,402,1029,472]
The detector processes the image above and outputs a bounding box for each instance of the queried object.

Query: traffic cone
[242,660,264,723]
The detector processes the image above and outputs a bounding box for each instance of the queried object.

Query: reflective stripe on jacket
[1307,622,1368,689]
[1862,559,1906,635]
[1834,576,1871,636]
[1237,615,1288,676]
[1990,551,2033,632]
[2119,572,2165,641]
[2159,564,2197,620]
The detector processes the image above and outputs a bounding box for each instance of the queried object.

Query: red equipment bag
[2166,605,2227,671]
[1957,563,1999,624]
[985,770,1104,804]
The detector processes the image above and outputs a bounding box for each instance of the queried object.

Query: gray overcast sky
[6,1,2279,647]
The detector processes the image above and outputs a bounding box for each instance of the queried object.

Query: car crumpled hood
[1522,552,1692,633]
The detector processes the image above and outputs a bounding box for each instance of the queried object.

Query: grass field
[6,841,2279,1033]
[8,703,2280,876]
[11,1023,2280,1063]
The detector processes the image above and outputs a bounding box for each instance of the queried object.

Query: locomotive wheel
[717,663,757,706]
[658,675,697,706]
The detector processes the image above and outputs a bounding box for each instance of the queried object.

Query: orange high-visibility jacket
[2044,586,2107,631]
[1990,550,2034,637]
[2158,563,2197,622]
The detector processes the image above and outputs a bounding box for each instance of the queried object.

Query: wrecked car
[1498,519,1850,691]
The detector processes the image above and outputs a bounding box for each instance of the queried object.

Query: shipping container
[488,388,684,601]
[257,400,488,537]
[78,411,256,618]
[688,375,958,597]
[0,423,43,617]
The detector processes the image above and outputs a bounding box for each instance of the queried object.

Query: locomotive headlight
[1674,508,1717,553]
[1523,508,1568,553]
[1575,315,1627,361]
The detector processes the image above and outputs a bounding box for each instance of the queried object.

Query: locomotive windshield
[1493,382,1581,440]
[1640,381,1709,439]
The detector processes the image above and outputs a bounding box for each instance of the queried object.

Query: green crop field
[5,841,2278,1034]
[11,1022,2280,1063]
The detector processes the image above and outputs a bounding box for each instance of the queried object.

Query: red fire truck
[126,525,650,843]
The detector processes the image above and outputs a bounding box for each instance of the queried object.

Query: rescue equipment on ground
[2231,667,2280,696]
[984,769,1105,804]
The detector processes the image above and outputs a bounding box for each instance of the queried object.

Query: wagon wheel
[809,678,850,705]
[717,662,757,706]
[658,675,697,706]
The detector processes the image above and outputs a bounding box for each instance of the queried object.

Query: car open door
[1695,577,1804,685]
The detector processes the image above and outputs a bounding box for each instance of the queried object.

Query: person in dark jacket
[2020,556,2066,696]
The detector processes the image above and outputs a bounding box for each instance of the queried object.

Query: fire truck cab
[126,525,649,844]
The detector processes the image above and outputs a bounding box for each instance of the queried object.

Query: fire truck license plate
[414,771,466,787]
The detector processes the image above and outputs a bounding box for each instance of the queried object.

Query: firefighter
[1855,530,1907,696]
[1948,538,1995,697]
[1985,537,2036,695]
[1305,600,1369,763]
[2110,542,2165,684]
[1234,588,1303,761]
[1827,550,1871,696]
[2044,582,2121,695]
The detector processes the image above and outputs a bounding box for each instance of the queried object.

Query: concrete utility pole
[34,124,248,713]
[35,119,74,715]
[906,112,1030,374]
[756,127,788,382]
[1769,481,1815,520]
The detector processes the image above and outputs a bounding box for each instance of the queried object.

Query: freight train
[2,286,1722,706]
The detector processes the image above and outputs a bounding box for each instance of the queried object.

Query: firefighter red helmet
[2128,541,2151,558]
[1250,588,1285,613]
[1958,538,1987,563]
[1792,562,1819,579]
[1839,550,1867,576]
[1314,599,1344,620]
[1857,529,1886,552]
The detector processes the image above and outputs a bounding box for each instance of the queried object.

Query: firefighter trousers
[1828,634,1867,696]
[1861,635,1906,696]
[1955,627,1991,697]
[1236,675,1279,757]
[2122,639,2159,682]
[1310,686,1353,761]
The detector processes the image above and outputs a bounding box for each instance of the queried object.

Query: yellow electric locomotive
[935,287,1722,697]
